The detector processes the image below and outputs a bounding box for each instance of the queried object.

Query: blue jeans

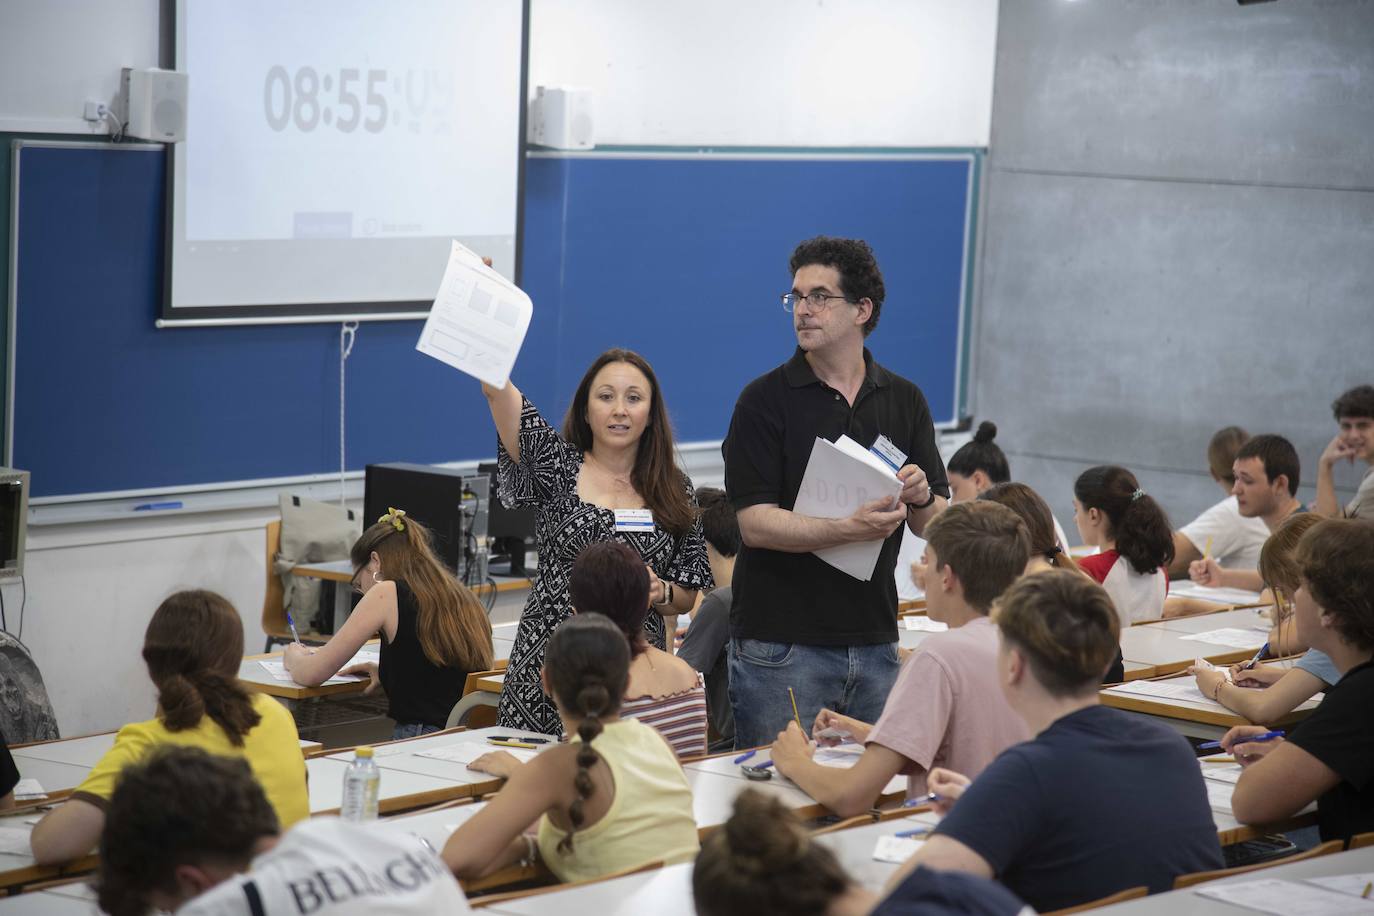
[392,722,442,740]
[728,639,900,749]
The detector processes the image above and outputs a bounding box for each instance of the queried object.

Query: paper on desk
[794,436,903,582]
[0,826,32,857]
[416,241,533,388]
[258,660,365,686]
[1203,778,1235,813]
[1195,878,1374,915]
[872,834,925,864]
[1166,582,1267,606]
[1199,762,1244,785]
[1109,679,1216,706]
[414,743,539,766]
[903,617,948,632]
[12,779,45,801]
[1178,628,1269,650]
[1305,874,1374,899]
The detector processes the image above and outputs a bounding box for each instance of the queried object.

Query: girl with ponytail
[442,614,698,883]
[284,509,493,738]
[1073,466,1175,624]
[31,590,308,865]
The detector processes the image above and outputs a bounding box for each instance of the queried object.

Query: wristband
[908,489,937,511]
[653,578,674,607]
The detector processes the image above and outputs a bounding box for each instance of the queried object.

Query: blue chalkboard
[9,143,976,499]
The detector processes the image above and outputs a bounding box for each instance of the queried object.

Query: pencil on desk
[788,686,802,731]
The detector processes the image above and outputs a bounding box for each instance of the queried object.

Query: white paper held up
[794,436,903,581]
[416,241,533,388]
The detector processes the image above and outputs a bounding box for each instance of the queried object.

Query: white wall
[0,0,160,133]
[529,0,997,146]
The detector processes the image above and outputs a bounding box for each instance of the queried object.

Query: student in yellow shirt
[30,590,308,865]
[442,614,699,883]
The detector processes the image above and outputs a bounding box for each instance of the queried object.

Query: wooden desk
[481,862,695,915]
[1101,671,1318,741]
[0,880,98,913]
[0,813,96,895]
[812,811,942,891]
[237,641,380,701]
[1093,846,1374,914]
[1119,611,1271,676]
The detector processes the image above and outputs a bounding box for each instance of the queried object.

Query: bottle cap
[356,746,374,758]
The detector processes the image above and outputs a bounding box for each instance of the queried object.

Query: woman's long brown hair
[562,348,694,537]
[352,514,493,671]
[143,590,260,745]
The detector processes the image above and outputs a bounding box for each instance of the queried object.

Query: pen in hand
[286,611,301,644]
[1197,729,1284,752]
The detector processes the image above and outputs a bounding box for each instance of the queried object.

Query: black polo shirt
[722,347,949,646]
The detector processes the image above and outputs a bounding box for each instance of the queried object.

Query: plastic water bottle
[341,746,380,821]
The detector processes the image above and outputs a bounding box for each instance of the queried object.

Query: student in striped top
[570,541,708,758]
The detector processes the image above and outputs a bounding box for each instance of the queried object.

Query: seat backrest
[1172,839,1344,889]
[1349,831,1374,850]
[262,520,290,639]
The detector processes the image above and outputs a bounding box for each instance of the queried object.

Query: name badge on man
[613,508,655,533]
[869,435,907,474]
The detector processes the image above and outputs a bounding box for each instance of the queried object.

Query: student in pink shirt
[769,501,1032,816]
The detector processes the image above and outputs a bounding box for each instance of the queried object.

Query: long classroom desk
[1120,607,1273,676]
[1094,845,1374,915]
[1100,666,1320,742]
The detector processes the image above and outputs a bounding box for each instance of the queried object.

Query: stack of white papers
[1194,878,1374,915]
[872,834,926,864]
[416,241,533,388]
[794,435,904,581]
[1109,679,1216,706]
[1179,628,1269,650]
[259,646,378,686]
[903,617,948,632]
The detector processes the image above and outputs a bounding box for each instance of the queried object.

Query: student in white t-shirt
[770,502,1031,816]
[1169,426,1271,579]
[1073,466,1174,625]
[96,746,470,916]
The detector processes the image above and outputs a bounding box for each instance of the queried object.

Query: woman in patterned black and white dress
[481,348,713,735]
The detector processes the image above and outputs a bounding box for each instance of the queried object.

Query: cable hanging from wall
[339,321,359,506]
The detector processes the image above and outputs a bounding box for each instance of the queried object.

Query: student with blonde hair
[285,510,493,738]
[890,571,1222,912]
[443,615,698,882]
[31,591,308,865]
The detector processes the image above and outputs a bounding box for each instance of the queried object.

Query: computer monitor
[477,462,535,575]
[363,463,472,572]
[0,469,29,583]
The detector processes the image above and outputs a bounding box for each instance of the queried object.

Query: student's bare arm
[442,748,565,878]
[284,582,392,686]
[883,834,993,894]
[1216,669,1325,724]
[1230,742,1339,825]
[30,797,104,865]
[777,740,909,819]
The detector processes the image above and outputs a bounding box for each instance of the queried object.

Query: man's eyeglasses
[781,291,852,313]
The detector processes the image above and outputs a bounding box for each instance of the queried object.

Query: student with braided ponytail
[1073,465,1175,624]
[442,614,698,882]
[284,509,493,738]
[30,591,307,865]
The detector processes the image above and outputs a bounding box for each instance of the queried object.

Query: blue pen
[1198,729,1284,751]
[733,750,756,764]
[286,612,301,644]
[901,793,941,808]
[1241,642,1270,671]
[894,827,931,838]
[755,759,775,770]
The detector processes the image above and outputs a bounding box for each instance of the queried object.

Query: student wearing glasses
[284,511,493,738]
[723,236,950,748]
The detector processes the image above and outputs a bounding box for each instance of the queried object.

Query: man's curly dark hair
[788,236,886,337]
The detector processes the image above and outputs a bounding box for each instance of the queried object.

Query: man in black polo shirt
[723,236,949,748]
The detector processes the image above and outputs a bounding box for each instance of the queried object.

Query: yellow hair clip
[379,507,407,532]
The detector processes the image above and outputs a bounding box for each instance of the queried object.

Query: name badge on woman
[613,508,655,533]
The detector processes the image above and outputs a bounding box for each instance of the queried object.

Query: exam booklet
[794,435,904,581]
[416,240,533,388]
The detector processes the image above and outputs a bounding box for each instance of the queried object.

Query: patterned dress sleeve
[665,476,714,591]
[495,396,579,508]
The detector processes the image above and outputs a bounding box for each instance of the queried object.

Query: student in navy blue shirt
[1224,518,1374,843]
[886,570,1223,913]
